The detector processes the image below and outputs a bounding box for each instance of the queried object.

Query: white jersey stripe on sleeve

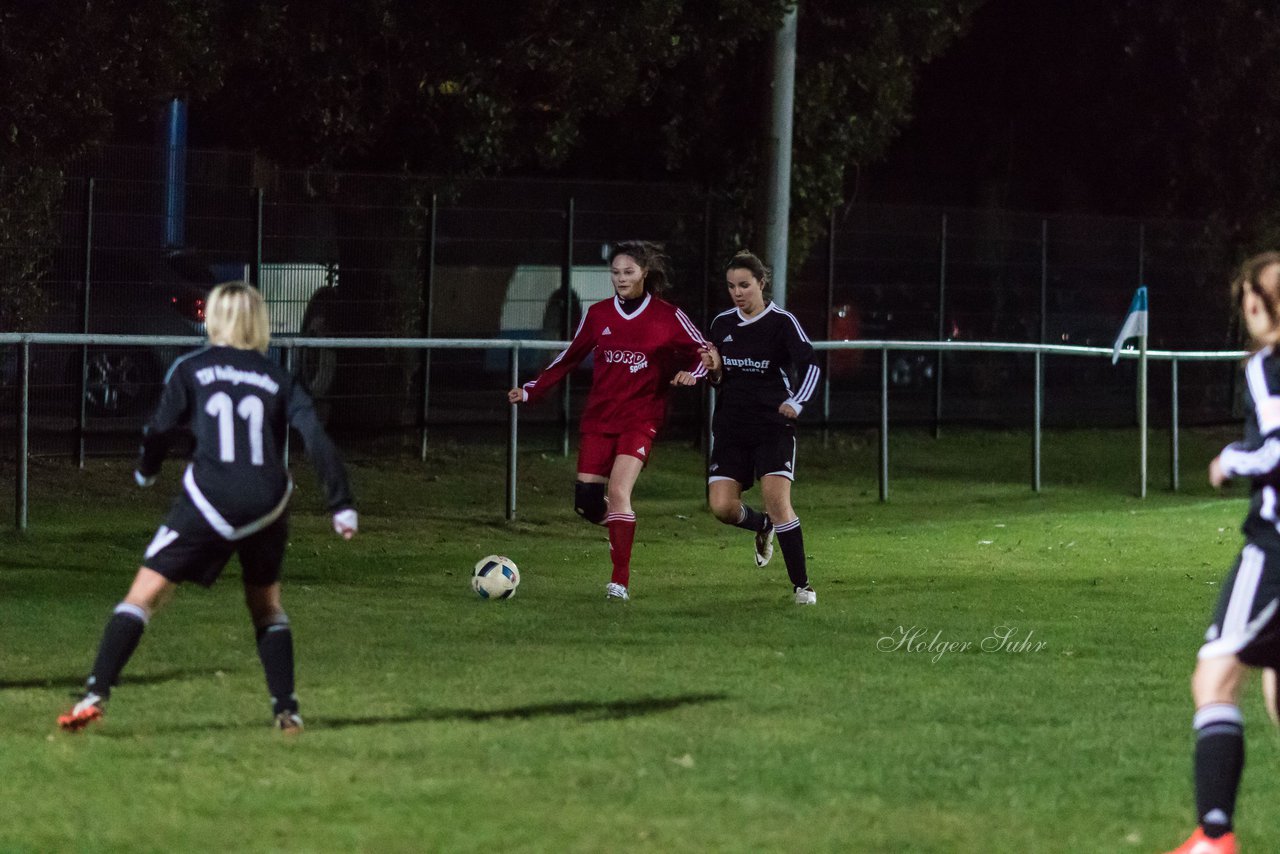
[776,307,812,343]
[675,308,708,345]
[1220,436,1280,477]
[525,312,590,393]
[794,363,821,403]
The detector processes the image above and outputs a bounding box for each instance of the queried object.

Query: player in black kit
[58,282,357,734]
[1161,253,1280,854]
[700,251,821,605]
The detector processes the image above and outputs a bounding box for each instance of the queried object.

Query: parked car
[4,250,338,418]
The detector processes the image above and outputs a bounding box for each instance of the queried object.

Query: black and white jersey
[707,302,822,432]
[138,345,354,539]
[1219,347,1280,551]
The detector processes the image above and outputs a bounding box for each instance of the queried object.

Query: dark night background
[868,0,1164,215]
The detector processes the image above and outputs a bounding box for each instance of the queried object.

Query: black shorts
[1200,543,1280,667]
[707,427,797,491]
[142,495,289,588]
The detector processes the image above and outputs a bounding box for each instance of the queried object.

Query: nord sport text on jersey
[602,349,649,372]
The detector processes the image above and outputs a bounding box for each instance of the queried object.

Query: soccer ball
[472,555,520,600]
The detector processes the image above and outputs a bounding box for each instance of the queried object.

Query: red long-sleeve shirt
[522,294,708,434]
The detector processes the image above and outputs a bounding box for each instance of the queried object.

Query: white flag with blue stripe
[1111,286,1148,364]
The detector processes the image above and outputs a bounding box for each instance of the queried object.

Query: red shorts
[577,428,658,477]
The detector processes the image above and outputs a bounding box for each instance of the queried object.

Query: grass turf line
[0,427,1271,853]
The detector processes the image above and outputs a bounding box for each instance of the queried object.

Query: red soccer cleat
[1164,827,1237,854]
[57,693,105,732]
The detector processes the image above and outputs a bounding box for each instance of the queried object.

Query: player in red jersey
[508,241,707,600]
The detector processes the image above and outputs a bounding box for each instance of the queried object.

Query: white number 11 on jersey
[205,391,266,465]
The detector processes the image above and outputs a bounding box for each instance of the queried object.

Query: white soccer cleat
[754,516,775,567]
[605,582,630,602]
[793,585,816,605]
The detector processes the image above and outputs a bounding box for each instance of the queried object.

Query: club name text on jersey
[601,349,649,372]
[194,365,281,394]
[707,302,821,430]
[722,356,771,372]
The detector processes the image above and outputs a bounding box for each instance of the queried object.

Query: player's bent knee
[574,481,607,524]
[253,611,290,639]
[710,502,740,525]
[1192,655,1246,705]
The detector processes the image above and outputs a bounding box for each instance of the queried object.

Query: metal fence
[3,332,1247,530]
[0,145,1239,462]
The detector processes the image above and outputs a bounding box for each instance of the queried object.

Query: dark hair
[1234,251,1280,349]
[1234,251,1280,316]
[725,250,771,291]
[608,240,670,295]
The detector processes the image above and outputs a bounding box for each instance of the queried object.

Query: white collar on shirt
[613,293,652,319]
[735,302,775,325]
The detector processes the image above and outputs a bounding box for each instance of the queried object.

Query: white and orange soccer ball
[471,555,520,600]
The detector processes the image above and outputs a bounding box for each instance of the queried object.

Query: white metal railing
[2,333,1248,530]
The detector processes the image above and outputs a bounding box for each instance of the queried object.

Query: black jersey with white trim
[137,346,354,534]
[1219,347,1280,550]
[708,302,822,431]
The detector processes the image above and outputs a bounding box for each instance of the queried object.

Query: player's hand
[779,403,799,420]
[134,471,156,488]
[670,371,698,386]
[1209,456,1228,488]
[332,508,358,540]
[699,344,721,372]
[507,388,527,404]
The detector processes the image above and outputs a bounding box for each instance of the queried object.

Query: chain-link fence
[1,145,1239,460]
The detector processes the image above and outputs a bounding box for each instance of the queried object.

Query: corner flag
[1111,286,1148,364]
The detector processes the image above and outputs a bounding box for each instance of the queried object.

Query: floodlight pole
[760,3,797,307]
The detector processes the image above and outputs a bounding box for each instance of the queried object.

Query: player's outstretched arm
[287,383,357,520]
[135,362,192,483]
[521,312,597,404]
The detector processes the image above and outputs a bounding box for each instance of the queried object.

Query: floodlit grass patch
[0,427,1269,852]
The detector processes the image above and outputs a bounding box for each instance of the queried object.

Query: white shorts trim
[1199,544,1277,659]
[183,465,293,541]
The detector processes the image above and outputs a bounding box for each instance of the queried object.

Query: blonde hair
[205,282,271,353]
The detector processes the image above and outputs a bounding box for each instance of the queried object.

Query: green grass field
[1,427,1275,853]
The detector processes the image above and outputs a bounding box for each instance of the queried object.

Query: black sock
[775,518,809,589]
[1193,703,1244,838]
[256,620,298,715]
[86,604,148,699]
[734,505,768,533]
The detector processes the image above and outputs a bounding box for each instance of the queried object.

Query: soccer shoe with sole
[58,692,105,731]
[1163,827,1236,854]
[275,711,304,734]
[794,585,817,605]
[754,515,775,567]
[605,582,630,602]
